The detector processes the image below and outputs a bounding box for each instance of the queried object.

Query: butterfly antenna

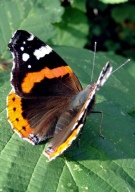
[91,42,97,83]
[111,59,131,74]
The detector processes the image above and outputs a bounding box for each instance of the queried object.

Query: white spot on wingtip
[34,45,52,60]
[22,53,30,61]
[27,34,34,41]
[20,47,24,51]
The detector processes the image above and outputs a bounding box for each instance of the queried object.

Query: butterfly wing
[7,30,112,161]
[7,30,82,144]
[44,62,113,160]
[7,90,73,143]
[8,30,82,97]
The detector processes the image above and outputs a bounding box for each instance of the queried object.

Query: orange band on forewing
[51,66,72,77]
[21,66,72,93]
[7,90,33,138]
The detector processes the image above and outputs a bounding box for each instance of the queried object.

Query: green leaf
[69,0,87,12]
[0,0,135,191]
[111,5,135,22]
[0,0,63,59]
[99,0,128,4]
[0,46,135,191]
[50,7,89,47]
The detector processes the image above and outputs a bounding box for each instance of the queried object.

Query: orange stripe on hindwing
[7,90,33,138]
[44,124,82,160]
[21,66,72,93]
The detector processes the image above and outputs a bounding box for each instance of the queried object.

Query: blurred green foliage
[86,0,135,60]
[0,1,135,191]
[57,0,135,60]
[0,0,134,73]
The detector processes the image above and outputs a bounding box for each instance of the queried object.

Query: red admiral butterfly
[7,30,112,160]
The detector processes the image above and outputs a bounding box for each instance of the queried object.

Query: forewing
[8,30,82,98]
